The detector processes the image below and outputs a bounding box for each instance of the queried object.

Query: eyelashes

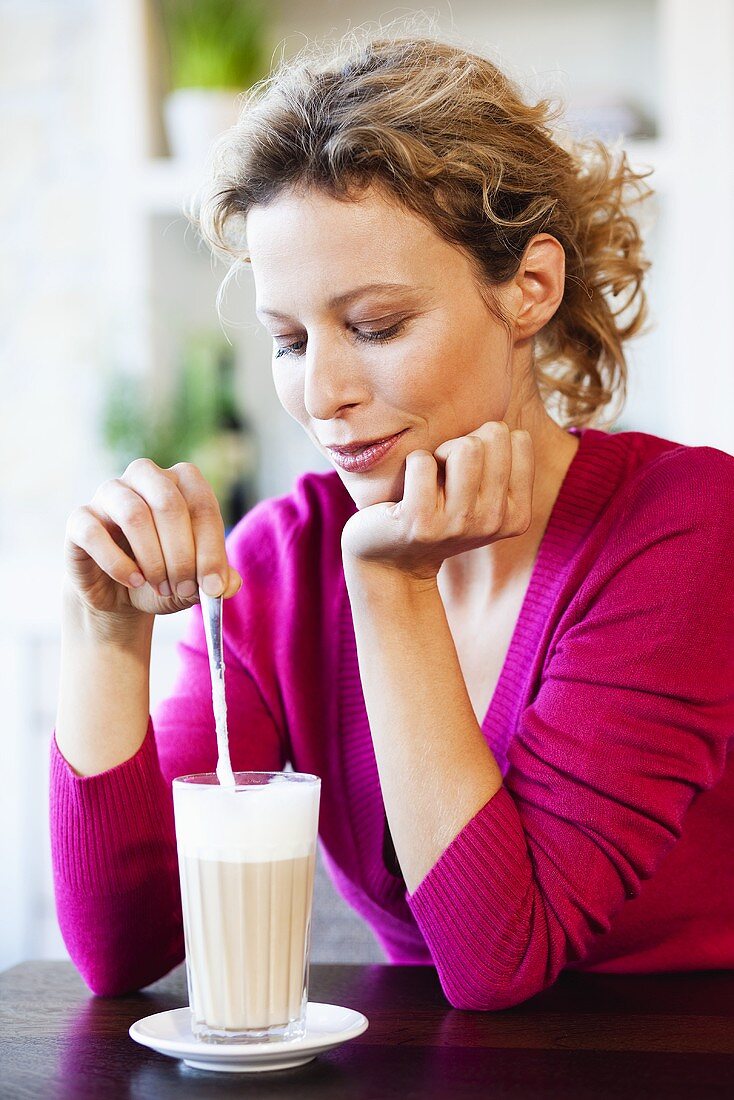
[273,320,406,360]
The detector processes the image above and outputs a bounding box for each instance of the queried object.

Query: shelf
[135,156,205,216]
[139,136,670,218]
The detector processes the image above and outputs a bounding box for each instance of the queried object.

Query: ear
[510,233,566,340]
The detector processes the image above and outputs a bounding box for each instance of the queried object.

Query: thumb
[223,568,243,599]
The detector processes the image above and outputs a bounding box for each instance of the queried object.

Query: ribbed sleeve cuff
[49,716,174,895]
[406,785,534,989]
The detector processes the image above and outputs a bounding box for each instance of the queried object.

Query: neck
[437,401,580,609]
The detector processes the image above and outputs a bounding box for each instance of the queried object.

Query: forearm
[56,582,155,777]
[343,559,503,893]
[51,592,181,994]
[50,715,184,995]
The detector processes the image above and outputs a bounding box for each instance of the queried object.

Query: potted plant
[158,0,269,162]
[100,332,259,531]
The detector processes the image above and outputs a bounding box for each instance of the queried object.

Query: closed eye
[273,319,406,359]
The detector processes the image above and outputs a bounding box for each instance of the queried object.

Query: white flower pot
[163,88,242,162]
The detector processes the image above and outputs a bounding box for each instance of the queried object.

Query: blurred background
[2,0,733,975]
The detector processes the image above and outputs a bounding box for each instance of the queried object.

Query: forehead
[245,185,455,307]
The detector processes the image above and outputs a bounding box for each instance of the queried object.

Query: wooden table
[2,961,734,1098]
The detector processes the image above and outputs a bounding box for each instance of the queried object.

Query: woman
[53,31,734,1011]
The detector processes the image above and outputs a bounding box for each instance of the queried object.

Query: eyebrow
[255,282,426,321]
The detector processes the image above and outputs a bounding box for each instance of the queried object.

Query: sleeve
[49,601,286,998]
[405,446,734,1011]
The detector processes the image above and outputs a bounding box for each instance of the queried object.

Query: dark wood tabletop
[2,960,734,1099]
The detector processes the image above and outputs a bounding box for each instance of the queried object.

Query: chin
[335,467,406,509]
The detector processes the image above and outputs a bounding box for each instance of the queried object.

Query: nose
[302,340,367,421]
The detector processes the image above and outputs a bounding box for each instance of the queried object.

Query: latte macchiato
[172,772,321,1043]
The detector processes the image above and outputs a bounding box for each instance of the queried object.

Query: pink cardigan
[49,426,734,1009]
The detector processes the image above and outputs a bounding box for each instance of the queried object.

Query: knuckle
[452,437,484,464]
[170,460,200,476]
[511,506,532,534]
[170,462,213,501]
[116,497,149,528]
[123,456,158,476]
[152,484,183,516]
[168,556,196,581]
[67,505,94,538]
[90,479,112,505]
[480,421,508,443]
[455,506,477,527]
[410,519,435,544]
[483,502,504,531]
[189,493,223,520]
[148,560,169,582]
[65,504,84,530]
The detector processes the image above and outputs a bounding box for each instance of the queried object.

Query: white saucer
[129,1002,369,1073]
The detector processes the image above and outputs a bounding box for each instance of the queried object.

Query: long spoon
[199,588,236,788]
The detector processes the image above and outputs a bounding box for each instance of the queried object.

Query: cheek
[376,342,444,408]
[272,367,306,421]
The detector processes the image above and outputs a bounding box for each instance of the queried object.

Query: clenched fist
[340,421,534,582]
[64,458,243,631]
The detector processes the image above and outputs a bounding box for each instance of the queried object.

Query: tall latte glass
[172,771,320,1044]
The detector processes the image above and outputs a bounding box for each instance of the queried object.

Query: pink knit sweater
[49,426,734,1009]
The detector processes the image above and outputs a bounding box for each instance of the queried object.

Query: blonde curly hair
[189,22,655,429]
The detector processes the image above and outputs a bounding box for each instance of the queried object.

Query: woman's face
[245,185,516,509]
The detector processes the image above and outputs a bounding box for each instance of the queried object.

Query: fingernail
[158,580,172,597]
[202,573,223,597]
[129,572,145,588]
[176,579,197,599]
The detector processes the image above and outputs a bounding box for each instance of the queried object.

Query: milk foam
[173,777,320,862]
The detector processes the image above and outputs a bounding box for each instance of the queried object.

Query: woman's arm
[56,583,155,777]
[343,559,503,893]
[50,714,185,997]
[341,420,531,897]
[50,619,285,996]
[342,431,734,1011]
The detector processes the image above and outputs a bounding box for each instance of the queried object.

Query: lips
[326,432,405,455]
[326,430,407,473]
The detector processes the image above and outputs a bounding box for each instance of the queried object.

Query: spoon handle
[200,591,224,674]
[199,588,236,787]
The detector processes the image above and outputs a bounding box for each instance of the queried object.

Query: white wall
[1,0,108,970]
[2,0,733,974]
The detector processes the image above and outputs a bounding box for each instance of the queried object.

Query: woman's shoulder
[552,428,734,701]
[572,427,734,611]
[585,426,734,528]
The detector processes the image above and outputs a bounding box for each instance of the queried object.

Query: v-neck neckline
[433,427,587,738]
[477,425,597,767]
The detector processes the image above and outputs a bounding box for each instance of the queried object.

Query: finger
[441,435,485,529]
[167,462,239,597]
[65,505,150,591]
[401,450,440,532]
[92,478,171,595]
[116,458,197,598]
[223,571,244,600]
[505,429,534,534]
[473,421,513,527]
